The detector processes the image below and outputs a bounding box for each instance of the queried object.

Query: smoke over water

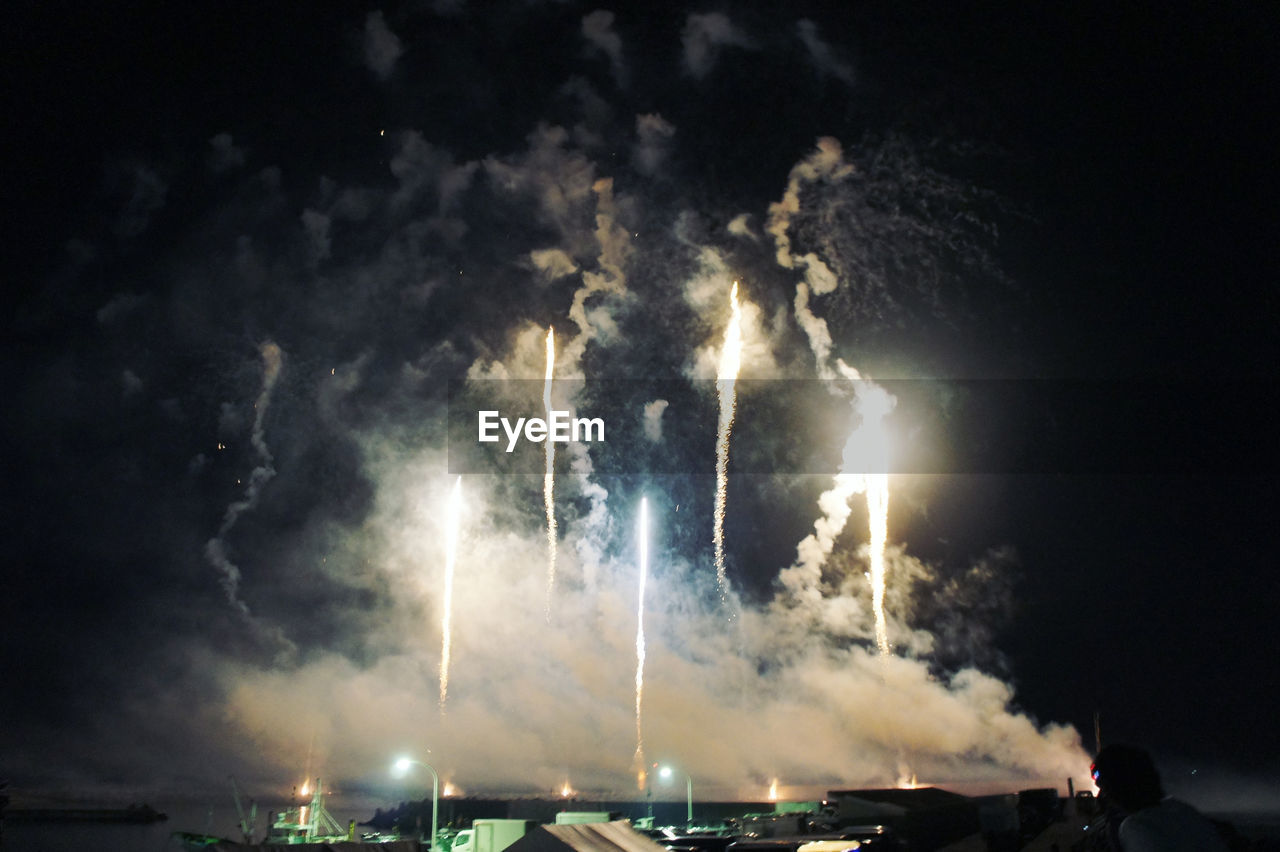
[14,7,1111,801]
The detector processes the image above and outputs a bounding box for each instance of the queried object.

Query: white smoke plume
[204,341,284,620]
[530,248,579,280]
[363,10,404,80]
[726,213,757,241]
[208,132,246,174]
[633,113,676,177]
[220,462,1088,798]
[643,399,669,442]
[582,10,627,88]
[796,19,855,86]
[681,12,756,79]
[766,136,854,269]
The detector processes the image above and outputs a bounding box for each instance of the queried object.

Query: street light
[393,756,439,850]
[659,765,692,827]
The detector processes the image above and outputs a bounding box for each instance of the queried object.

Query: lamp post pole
[659,766,692,828]
[684,774,692,827]
[394,758,439,850]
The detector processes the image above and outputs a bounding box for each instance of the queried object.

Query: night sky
[5,0,1278,809]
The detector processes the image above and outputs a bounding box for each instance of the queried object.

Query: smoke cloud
[681,13,756,79]
[203,342,288,642]
[7,4,1112,803]
[582,10,627,88]
[363,10,404,80]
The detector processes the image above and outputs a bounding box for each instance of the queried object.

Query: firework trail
[841,379,894,655]
[299,732,315,796]
[543,327,558,620]
[440,475,462,710]
[867,471,891,655]
[633,496,649,790]
[713,282,743,599]
[204,340,283,617]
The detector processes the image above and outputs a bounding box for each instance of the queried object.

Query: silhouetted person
[1089,744,1227,851]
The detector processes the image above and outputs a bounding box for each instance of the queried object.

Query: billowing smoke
[208,128,1088,798]
[14,8,1099,803]
[220,462,1087,797]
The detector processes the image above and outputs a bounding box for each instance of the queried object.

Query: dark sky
[4,0,1278,808]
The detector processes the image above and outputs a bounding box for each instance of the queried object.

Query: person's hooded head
[1091,743,1165,813]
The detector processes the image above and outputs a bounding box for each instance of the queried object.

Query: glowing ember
[713,281,743,600]
[440,476,462,710]
[543,327,558,619]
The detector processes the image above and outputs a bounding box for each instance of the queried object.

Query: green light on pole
[393,756,439,849]
[659,766,692,827]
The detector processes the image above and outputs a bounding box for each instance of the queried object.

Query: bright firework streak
[440,476,462,710]
[543,327,557,620]
[713,281,743,599]
[839,383,894,656]
[633,497,649,790]
[298,733,314,801]
[867,470,890,655]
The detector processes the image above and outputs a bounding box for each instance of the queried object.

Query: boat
[173,778,422,850]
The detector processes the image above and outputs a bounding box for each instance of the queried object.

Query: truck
[452,819,538,852]
[553,812,621,825]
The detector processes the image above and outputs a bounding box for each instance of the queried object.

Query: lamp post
[659,766,692,827]
[393,756,439,850]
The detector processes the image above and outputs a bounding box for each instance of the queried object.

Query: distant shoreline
[5,804,167,824]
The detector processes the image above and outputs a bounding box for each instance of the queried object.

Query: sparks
[543,326,558,620]
[298,735,314,801]
[768,778,778,800]
[713,281,743,600]
[440,476,462,710]
[840,382,894,656]
[633,497,649,790]
[868,470,890,656]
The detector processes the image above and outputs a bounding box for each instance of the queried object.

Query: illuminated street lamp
[393,756,439,850]
[659,765,692,827]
